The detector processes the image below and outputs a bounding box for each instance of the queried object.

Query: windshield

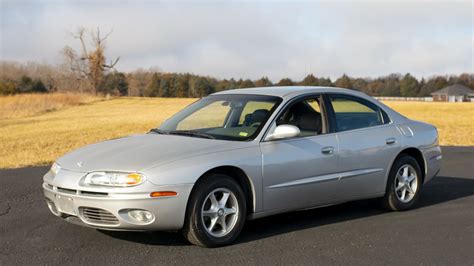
[158,94,282,141]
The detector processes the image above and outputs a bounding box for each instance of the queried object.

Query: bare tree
[62,27,120,94]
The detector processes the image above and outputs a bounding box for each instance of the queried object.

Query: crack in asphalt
[0,203,11,216]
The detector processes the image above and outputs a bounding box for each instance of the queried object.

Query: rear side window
[328,94,385,132]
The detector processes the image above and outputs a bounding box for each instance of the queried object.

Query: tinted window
[276,96,325,137]
[328,95,384,132]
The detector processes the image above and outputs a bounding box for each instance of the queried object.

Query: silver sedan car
[43,86,442,247]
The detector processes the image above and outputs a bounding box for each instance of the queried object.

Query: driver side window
[276,96,325,137]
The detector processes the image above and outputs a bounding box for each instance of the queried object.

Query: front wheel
[380,154,423,211]
[182,174,246,247]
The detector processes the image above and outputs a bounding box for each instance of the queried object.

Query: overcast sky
[1,0,473,81]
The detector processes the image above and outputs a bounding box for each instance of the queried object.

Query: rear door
[326,94,401,199]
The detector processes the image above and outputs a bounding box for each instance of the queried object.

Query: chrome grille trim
[79,207,119,225]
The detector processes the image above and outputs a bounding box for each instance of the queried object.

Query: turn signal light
[150,191,178,197]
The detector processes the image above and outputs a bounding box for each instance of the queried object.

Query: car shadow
[99,229,190,246]
[100,176,474,246]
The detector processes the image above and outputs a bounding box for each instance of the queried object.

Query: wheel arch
[191,165,256,215]
[394,147,427,183]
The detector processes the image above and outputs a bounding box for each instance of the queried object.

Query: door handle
[321,146,334,155]
[386,138,397,145]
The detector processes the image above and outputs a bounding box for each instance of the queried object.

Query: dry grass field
[383,101,474,148]
[0,94,472,168]
[0,93,99,120]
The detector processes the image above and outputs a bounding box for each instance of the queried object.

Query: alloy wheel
[201,188,239,238]
[394,164,418,203]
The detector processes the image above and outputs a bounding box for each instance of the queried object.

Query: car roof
[213,86,361,98]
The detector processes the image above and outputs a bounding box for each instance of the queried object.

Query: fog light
[128,210,154,223]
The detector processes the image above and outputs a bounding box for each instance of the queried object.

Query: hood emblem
[76,162,83,167]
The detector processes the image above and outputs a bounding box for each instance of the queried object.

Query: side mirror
[266,124,300,140]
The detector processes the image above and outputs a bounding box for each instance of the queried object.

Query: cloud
[1,1,472,80]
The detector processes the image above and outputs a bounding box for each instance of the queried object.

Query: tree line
[1,28,472,97]
[1,61,472,98]
[130,72,474,98]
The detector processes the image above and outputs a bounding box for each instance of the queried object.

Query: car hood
[57,134,243,173]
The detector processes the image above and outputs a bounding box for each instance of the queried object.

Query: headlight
[50,162,61,177]
[84,172,146,187]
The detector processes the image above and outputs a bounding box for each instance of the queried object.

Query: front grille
[80,191,108,197]
[45,183,108,197]
[57,187,77,194]
[79,207,119,225]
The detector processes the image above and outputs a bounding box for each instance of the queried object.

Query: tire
[181,174,247,247]
[380,154,423,211]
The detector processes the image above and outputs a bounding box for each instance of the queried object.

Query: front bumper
[43,182,193,231]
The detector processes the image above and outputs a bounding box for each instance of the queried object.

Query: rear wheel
[182,174,246,247]
[381,154,422,211]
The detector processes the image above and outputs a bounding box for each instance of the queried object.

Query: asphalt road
[1,146,473,265]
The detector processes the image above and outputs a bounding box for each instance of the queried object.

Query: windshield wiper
[148,128,169,135]
[168,130,216,139]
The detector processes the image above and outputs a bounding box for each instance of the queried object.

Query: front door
[260,95,340,212]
